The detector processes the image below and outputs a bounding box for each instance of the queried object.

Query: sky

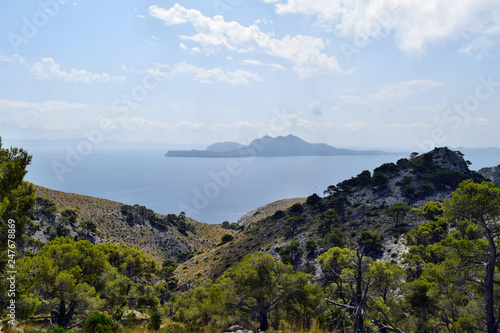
[1,0,500,151]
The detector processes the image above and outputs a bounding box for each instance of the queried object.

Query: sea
[21,148,500,224]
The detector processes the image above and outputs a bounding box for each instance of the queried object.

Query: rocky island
[165,134,388,157]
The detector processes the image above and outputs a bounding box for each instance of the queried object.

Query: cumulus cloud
[148,4,342,78]
[267,0,500,54]
[148,61,262,85]
[30,58,125,83]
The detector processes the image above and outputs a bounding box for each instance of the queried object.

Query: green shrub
[83,312,118,333]
[148,312,162,330]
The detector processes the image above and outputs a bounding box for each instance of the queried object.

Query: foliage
[288,203,304,215]
[16,238,158,327]
[357,230,383,258]
[305,239,317,254]
[306,193,322,206]
[221,221,240,230]
[173,252,314,331]
[81,220,98,233]
[284,214,304,238]
[271,209,285,220]
[317,210,338,236]
[323,228,343,249]
[0,138,35,266]
[34,196,57,220]
[277,240,301,263]
[59,208,77,225]
[419,201,444,221]
[387,202,410,227]
[373,162,399,176]
[371,171,389,188]
[161,259,178,281]
[82,312,118,333]
[162,324,186,333]
[317,247,405,332]
[176,251,195,263]
[147,312,162,330]
[220,233,234,245]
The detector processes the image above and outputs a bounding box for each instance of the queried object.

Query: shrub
[357,231,384,259]
[288,203,304,215]
[272,210,285,220]
[306,193,322,206]
[83,312,118,333]
[305,239,317,253]
[148,312,162,330]
[372,171,389,187]
[220,234,234,245]
[176,251,195,263]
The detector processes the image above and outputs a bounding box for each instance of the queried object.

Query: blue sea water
[23,150,500,224]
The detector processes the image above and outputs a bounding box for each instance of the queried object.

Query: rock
[122,309,149,320]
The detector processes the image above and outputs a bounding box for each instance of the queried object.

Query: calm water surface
[24,150,499,224]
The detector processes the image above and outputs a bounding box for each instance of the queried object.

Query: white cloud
[268,0,500,54]
[0,98,89,111]
[113,117,204,132]
[29,58,125,84]
[340,79,443,104]
[0,54,25,64]
[148,4,342,78]
[148,61,262,85]
[241,59,286,71]
[367,80,443,101]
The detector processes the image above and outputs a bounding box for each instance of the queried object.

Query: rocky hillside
[23,186,231,262]
[174,147,486,285]
[479,164,500,187]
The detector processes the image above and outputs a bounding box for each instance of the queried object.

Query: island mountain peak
[166,135,388,157]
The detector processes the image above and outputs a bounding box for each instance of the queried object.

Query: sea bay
[24,149,500,224]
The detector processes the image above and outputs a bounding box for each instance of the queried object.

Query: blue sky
[1,0,500,150]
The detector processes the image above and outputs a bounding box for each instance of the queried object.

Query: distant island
[165,134,389,157]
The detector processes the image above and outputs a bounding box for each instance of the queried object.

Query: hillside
[166,134,388,157]
[25,186,231,261]
[174,147,486,285]
[479,164,500,187]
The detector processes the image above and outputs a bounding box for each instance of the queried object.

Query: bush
[372,171,389,187]
[357,231,384,258]
[220,234,234,245]
[306,193,322,206]
[83,312,118,333]
[272,210,285,220]
[81,220,97,233]
[288,203,304,215]
[324,228,343,248]
[176,251,195,263]
[305,239,317,253]
[148,312,162,330]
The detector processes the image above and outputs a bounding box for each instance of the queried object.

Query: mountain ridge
[166,134,389,157]
[173,147,488,284]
